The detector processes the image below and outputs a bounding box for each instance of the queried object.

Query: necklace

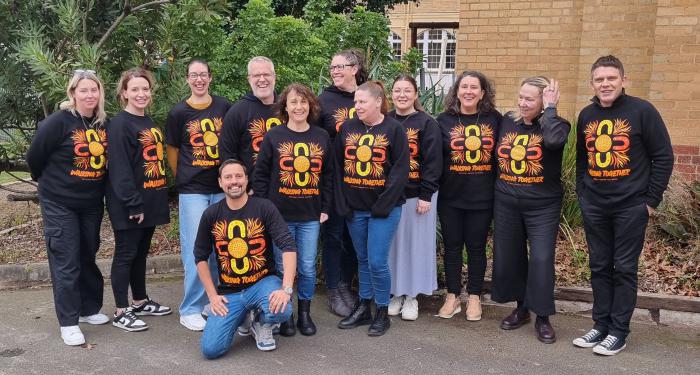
[79,113,98,130]
[363,114,384,134]
[458,111,480,128]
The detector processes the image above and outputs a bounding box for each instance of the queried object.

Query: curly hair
[443,71,496,115]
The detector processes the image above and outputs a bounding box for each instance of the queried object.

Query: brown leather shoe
[500,308,530,330]
[535,318,556,344]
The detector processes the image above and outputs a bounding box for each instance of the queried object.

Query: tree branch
[95,0,175,50]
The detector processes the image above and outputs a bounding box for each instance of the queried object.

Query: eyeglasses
[248,73,274,80]
[187,72,210,80]
[329,64,355,72]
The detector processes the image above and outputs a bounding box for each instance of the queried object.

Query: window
[416,29,456,72]
[389,32,402,60]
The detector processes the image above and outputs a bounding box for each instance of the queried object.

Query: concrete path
[1,280,698,375]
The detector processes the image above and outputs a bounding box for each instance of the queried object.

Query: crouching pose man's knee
[194,159,297,359]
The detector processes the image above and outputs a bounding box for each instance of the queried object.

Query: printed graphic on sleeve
[71,128,107,179]
[139,127,167,189]
[212,218,269,285]
[249,117,282,164]
[584,119,631,180]
[343,132,388,187]
[278,141,324,196]
[333,107,356,133]
[497,132,544,184]
[448,124,494,173]
[406,128,420,180]
[187,117,223,167]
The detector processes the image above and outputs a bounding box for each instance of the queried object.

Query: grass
[0,172,30,185]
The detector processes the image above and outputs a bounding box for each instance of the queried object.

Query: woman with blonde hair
[492,76,570,344]
[106,68,171,331]
[26,70,110,345]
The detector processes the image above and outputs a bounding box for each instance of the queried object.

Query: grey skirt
[388,193,438,297]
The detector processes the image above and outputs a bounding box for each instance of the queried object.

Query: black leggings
[111,227,155,308]
[438,204,493,295]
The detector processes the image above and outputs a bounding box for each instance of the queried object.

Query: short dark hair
[218,159,247,177]
[444,71,496,115]
[591,55,625,77]
[274,83,321,124]
[333,49,368,86]
[187,58,210,74]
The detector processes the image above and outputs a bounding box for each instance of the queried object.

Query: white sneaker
[401,296,419,321]
[250,321,276,351]
[202,304,211,318]
[60,325,85,346]
[78,313,109,325]
[388,296,404,316]
[237,310,254,336]
[180,313,207,331]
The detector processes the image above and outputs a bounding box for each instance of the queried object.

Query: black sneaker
[572,328,606,348]
[593,334,626,356]
[131,298,172,316]
[113,308,148,332]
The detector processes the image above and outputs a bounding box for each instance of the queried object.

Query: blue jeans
[274,221,321,300]
[321,212,357,289]
[345,207,402,307]
[200,275,292,359]
[178,193,224,316]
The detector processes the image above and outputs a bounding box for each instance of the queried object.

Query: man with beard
[195,159,297,358]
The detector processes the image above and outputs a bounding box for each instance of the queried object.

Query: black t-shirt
[26,110,107,208]
[194,197,297,295]
[436,110,502,209]
[388,110,442,201]
[105,111,170,230]
[334,116,409,218]
[252,124,333,222]
[495,108,571,199]
[165,96,231,194]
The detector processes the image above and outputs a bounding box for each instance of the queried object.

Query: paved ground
[1,279,698,375]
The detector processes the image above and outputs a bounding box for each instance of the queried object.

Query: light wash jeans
[178,193,224,316]
[273,221,321,300]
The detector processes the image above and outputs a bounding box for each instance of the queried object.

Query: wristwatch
[282,286,293,295]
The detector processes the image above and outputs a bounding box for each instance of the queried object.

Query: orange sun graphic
[344,133,388,178]
[584,119,631,169]
[139,129,165,178]
[450,124,493,164]
[498,132,543,176]
[406,128,420,171]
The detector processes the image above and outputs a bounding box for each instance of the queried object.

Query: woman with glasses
[106,68,171,331]
[316,49,368,317]
[165,59,232,331]
[26,69,109,345]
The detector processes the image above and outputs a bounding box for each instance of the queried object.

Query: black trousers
[491,191,561,317]
[111,226,156,308]
[40,197,104,326]
[438,204,492,295]
[580,199,649,339]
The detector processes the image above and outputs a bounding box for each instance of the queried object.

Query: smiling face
[330,55,358,91]
[248,60,276,103]
[187,62,211,97]
[219,162,248,200]
[122,77,152,113]
[354,89,382,123]
[518,83,544,123]
[457,75,484,114]
[591,66,626,107]
[73,79,100,117]
[286,89,310,125]
[391,80,417,113]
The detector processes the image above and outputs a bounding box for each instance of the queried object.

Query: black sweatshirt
[105,111,170,230]
[334,116,410,218]
[436,110,502,209]
[165,95,231,194]
[26,110,107,208]
[576,93,673,209]
[194,197,297,295]
[316,85,355,140]
[252,124,333,222]
[495,108,571,199]
[220,93,281,182]
[388,110,442,201]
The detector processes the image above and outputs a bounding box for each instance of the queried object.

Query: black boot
[368,306,390,336]
[296,299,317,336]
[280,312,296,337]
[338,299,372,329]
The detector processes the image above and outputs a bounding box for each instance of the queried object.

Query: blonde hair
[511,76,550,121]
[116,68,155,108]
[59,71,107,125]
[357,81,389,114]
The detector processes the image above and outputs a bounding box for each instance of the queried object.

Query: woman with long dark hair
[436,71,501,321]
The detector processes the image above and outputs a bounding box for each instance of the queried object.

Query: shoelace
[582,329,601,341]
[599,335,618,348]
[259,324,274,341]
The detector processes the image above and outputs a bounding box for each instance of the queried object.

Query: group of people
[26,50,674,359]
